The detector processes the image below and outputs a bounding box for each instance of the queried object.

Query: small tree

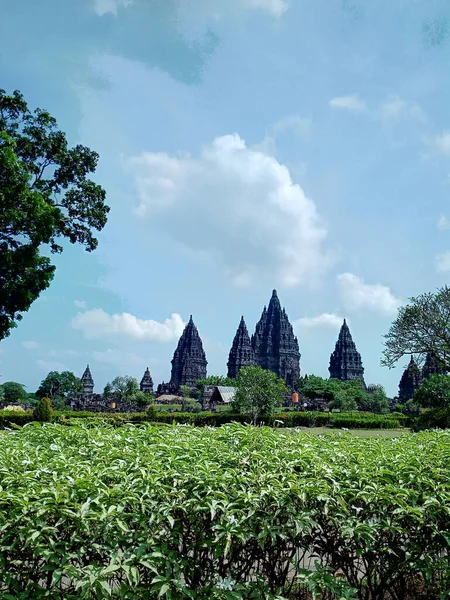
[362,385,390,414]
[1,381,28,404]
[134,390,154,408]
[33,397,53,422]
[179,385,192,400]
[182,399,202,413]
[104,376,140,402]
[414,374,450,409]
[231,366,288,423]
[36,371,83,401]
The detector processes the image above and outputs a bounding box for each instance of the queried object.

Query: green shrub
[412,407,450,431]
[32,397,53,422]
[0,424,449,598]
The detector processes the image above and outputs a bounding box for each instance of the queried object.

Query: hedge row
[0,423,448,598]
[412,407,450,431]
[0,409,407,430]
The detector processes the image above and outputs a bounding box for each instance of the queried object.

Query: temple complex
[328,320,365,384]
[251,290,301,389]
[227,316,256,378]
[168,315,207,390]
[140,367,154,394]
[398,356,422,402]
[81,365,94,395]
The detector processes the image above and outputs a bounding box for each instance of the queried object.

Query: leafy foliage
[231,365,288,422]
[36,370,83,402]
[0,89,109,339]
[414,373,450,408]
[32,396,53,422]
[103,376,140,401]
[382,285,450,370]
[196,375,236,390]
[181,399,202,413]
[361,384,390,413]
[0,422,447,598]
[1,380,28,404]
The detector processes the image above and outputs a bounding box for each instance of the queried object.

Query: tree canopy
[103,376,153,406]
[382,286,450,371]
[0,89,109,339]
[1,381,28,404]
[231,365,287,422]
[414,374,450,409]
[36,371,83,401]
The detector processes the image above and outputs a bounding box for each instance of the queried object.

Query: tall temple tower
[140,367,154,394]
[169,316,207,390]
[81,365,94,395]
[398,356,422,402]
[422,352,446,380]
[227,316,256,379]
[328,320,365,384]
[251,290,301,388]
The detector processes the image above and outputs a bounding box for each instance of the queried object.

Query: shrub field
[0,422,449,598]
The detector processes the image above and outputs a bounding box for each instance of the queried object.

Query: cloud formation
[74,300,87,309]
[432,132,450,156]
[295,313,343,329]
[93,0,131,16]
[436,252,450,273]
[337,273,401,315]
[379,96,426,122]
[72,309,185,342]
[127,134,332,288]
[329,94,367,113]
[36,359,66,372]
[22,341,39,350]
[438,215,450,231]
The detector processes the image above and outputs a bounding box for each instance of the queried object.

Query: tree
[104,376,140,402]
[196,375,235,390]
[298,375,340,402]
[382,286,450,371]
[0,89,109,339]
[361,385,390,414]
[1,381,28,404]
[33,397,53,422]
[182,399,202,413]
[179,385,192,399]
[329,379,368,412]
[133,390,154,408]
[414,374,450,409]
[231,366,288,423]
[36,371,83,401]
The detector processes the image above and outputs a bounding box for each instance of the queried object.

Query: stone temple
[81,365,94,396]
[328,319,365,384]
[422,352,446,380]
[140,367,154,394]
[251,290,301,389]
[227,316,256,378]
[169,315,207,390]
[398,356,422,402]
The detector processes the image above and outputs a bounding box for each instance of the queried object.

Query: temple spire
[227,316,256,378]
[140,367,154,394]
[422,352,446,380]
[169,316,207,390]
[251,290,300,389]
[328,320,365,384]
[81,364,94,395]
[398,356,422,402]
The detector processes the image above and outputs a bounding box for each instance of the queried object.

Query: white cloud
[379,96,426,122]
[93,0,132,16]
[92,348,145,369]
[432,132,450,156]
[36,359,66,372]
[436,252,450,272]
[337,273,401,315]
[22,341,39,350]
[295,313,343,329]
[127,134,332,288]
[72,309,185,342]
[74,300,87,309]
[48,349,83,358]
[438,215,450,230]
[329,94,367,113]
[271,115,312,139]
[95,0,288,18]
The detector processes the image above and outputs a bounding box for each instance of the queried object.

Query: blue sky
[1,0,450,396]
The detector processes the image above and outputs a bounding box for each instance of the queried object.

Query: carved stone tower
[81,365,94,396]
[398,356,422,402]
[422,352,446,380]
[169,316,207,390]
[328,320,365,384]
[140,367,154,394]
[227,316,256,379]
[251,290,301,389]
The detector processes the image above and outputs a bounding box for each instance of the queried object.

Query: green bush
[32,397,53,422]
[412,407,450,431]
[0,423,449,598]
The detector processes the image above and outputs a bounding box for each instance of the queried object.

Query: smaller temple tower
[328,319,365,384]
[227,316,256,379]
[169,315,207,390]
[81,365,94,396]
[422,352,446,380]
[398,356,422,402]
[140,367,154,394]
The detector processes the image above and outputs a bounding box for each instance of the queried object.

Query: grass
[284,426,410,438]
